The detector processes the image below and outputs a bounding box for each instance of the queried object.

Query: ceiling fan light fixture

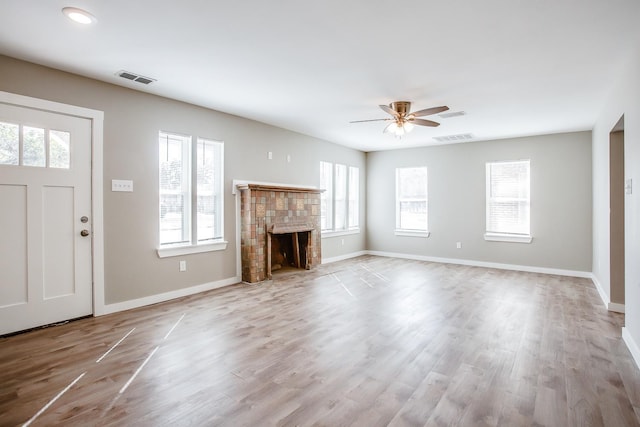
[403,121,414,133]
[62,7,97,25]
[351,100,448,138]
[393,122,406,137]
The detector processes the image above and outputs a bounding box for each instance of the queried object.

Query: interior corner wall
[0,55,366,306]
[366,132,593,272]
[592,46,640,358]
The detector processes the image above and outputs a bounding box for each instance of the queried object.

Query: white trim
[98,275,240,315]
[322,251,367,264]
[608,302,626,313]
[623,327,640,370]
[231,179,317,195]
[484,232,533,243]
[591,273,610,308]
[0,91,106,318]
[591,273,625,313]
[157,241,228,258]
[321,228,360,238]
[235,188,242,280]
[365,250,591,278]
[395,229,431,238]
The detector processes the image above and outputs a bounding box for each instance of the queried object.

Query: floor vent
[433,133,474,143]
[116,70,156,85]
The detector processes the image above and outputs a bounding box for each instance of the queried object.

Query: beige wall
[0,55,366,305]
[366,132,593,272]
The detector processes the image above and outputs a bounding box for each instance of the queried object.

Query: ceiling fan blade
[411,106,449,117]
[349,118,392,123]
[412,118,440,127]
[379,104,400,117]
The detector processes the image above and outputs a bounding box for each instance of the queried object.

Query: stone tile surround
[237,183,323,283]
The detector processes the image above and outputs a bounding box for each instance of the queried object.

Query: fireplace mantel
[236,183,322,194]
[237,183,323,283]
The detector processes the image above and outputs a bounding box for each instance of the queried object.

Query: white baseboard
[591,274,609,308]
[591,274,625,313]
[365,250,592,278]
[322,251,368,264]
[95,276,241,316]
[623,327,640,369]
[608,302,626,313]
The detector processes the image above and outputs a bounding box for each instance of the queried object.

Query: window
[0,121,71,169]
[485,160,532,243]
[158,131,225,256]
[320,161,333,231]
[320,161,359,233]
[395,167,429,236]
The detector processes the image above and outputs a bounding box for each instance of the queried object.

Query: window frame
[395,166,430,238]
[157,131,227,258]
[484,159,532,243]
[320,161,360,237]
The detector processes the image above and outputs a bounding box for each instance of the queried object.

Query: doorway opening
[609,115,625,312]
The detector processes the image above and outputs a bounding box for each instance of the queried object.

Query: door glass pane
[23,126,45,167]
[0,122,19,165]
[49,130,71,169]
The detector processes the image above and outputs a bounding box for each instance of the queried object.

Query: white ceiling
[1,1,639,152]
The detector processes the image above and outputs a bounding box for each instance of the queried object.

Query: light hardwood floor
[1,255,640,426]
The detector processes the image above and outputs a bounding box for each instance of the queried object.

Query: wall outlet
[179,260,186,272]
[456,242,462,249]
[268,151,273,160]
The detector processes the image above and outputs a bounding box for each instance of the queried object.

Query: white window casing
[157,131,226,257]
[395,166,429,237]
[485,160,532,243]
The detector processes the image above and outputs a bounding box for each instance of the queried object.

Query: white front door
[0,102,92,335]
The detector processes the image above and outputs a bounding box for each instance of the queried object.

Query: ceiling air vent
[439,111,466,119]
[433,133,474,143]
[116,70,156,85]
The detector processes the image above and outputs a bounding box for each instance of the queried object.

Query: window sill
[321,228,360,238]
[157,240,228,258]
[395,229,431,238]
[484,233,532,243]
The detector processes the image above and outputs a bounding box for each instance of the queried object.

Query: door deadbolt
[81,216,89,223]
[80,229,90,237]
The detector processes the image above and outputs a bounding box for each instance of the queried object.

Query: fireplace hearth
[237,183,323,283]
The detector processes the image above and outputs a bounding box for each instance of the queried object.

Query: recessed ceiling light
[62,7,96,25]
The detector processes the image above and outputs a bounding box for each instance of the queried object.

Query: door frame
[0,91,106,316]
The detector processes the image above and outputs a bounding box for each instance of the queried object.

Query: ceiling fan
[350,101,449,137]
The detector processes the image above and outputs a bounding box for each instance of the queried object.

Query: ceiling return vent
[433,133,474,143]
[116,70,156,85]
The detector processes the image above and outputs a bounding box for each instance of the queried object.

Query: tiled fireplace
[237,183,323,283]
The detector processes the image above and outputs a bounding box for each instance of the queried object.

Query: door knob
[80,229,90,237]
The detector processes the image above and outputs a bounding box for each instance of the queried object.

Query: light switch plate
[112,179,133,192]
[625,178,633,195]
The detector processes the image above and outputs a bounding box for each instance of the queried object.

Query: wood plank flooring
[1,255,640,426]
